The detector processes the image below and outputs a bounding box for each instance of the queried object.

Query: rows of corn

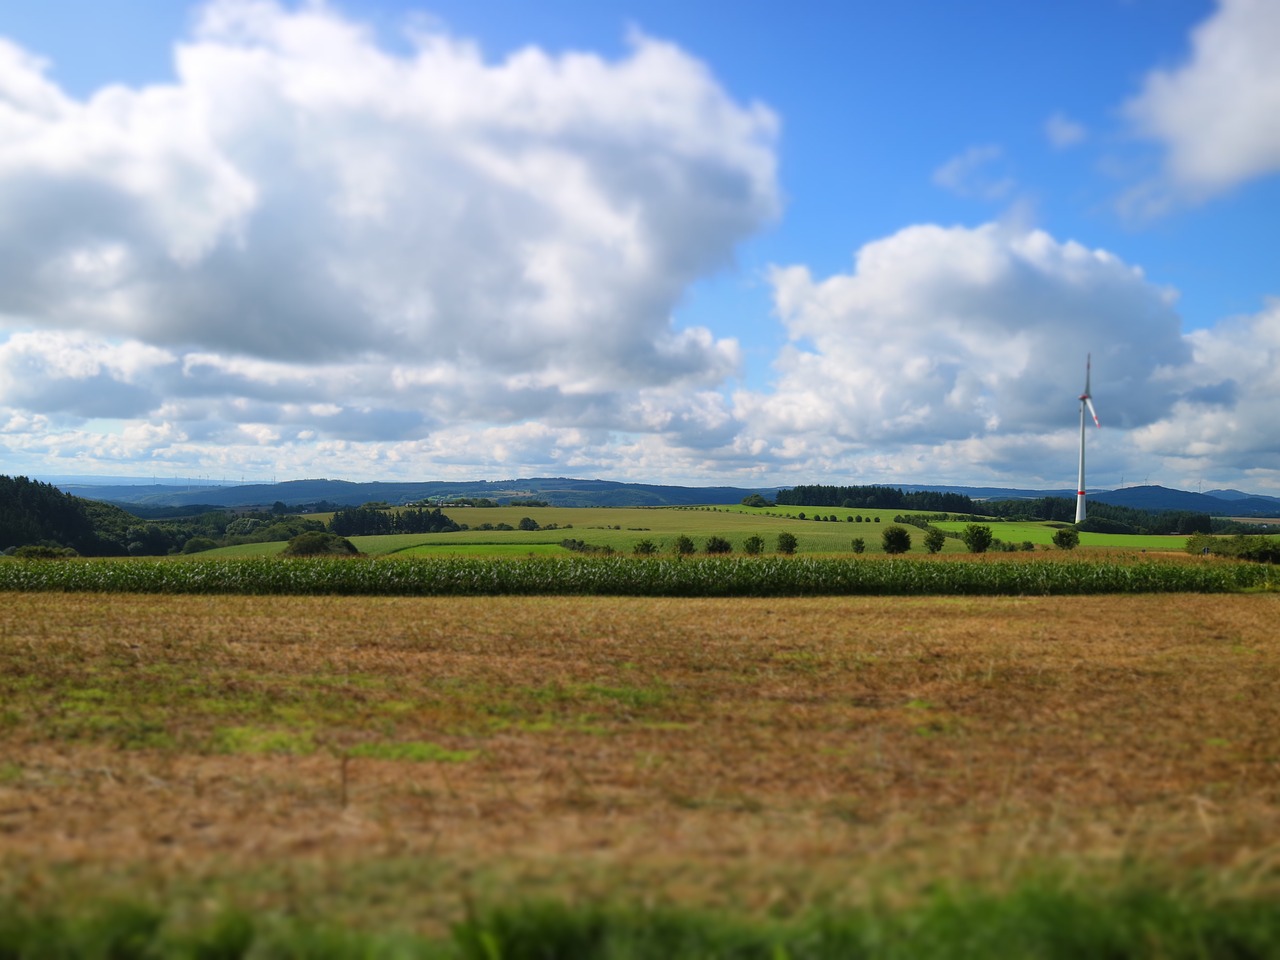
[0,555,1272,595]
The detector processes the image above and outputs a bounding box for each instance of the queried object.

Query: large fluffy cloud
[740,223,1188,446]
[717,222,1278,491]
[1131,299,1280,476]
[0,0,778,454]
[1125,0,1280,202]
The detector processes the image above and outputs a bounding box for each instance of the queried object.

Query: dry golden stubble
[0,591,1277,927]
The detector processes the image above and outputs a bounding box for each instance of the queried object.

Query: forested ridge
[777,484,975,513]
[1,475,323,556]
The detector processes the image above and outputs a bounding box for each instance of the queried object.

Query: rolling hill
[46,476,1280,516]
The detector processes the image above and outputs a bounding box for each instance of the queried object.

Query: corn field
[0,554,1271,595]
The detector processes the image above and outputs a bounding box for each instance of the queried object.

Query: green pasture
[188,504,1197,559]
[931,520,1186,551]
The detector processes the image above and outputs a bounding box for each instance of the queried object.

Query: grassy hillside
[190,504,1195,559]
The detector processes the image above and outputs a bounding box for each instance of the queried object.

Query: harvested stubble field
[1,591,1278,952]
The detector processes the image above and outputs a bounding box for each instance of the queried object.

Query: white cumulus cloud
[729,223,1200,485]
[0,0,778,457]
[1125,0,1280,202]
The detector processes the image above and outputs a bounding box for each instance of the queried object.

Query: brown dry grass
[1,592,1277,934]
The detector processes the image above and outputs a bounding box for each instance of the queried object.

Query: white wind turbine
[1075,354,1101,524]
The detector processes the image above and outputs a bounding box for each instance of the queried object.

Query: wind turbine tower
[1075,354,1101,524]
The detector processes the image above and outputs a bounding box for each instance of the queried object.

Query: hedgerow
[0,555,1271,596]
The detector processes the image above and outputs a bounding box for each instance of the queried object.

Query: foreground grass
[0,553,1272,595]
[4,886,1278,958]
[1,592,1277,950]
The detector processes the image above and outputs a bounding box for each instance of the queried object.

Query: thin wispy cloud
[932,145,1016,201]
[1044,112,1087,149]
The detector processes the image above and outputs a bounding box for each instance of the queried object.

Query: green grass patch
[2,884,1278,959]
[392,541,568,558]
[190,504,1199,559]
[931,521,1184,551]
[214,724,315,756]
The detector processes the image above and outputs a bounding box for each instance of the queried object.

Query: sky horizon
[3,1,1279,493]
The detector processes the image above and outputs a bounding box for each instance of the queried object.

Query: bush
[923,527,946,554]
[881,526,911,555]
[1186,533,1280,563]
[962,525,994,554]
[225,517,266,537]
[13,544,78,559]
[281,532,360,557]
[704,536,732,555]
[851,538,866,554]
[673,535,696,556]
[633,539,658,556]
[561,539,615,555]
[181,537,218,555]
[517,517,540,531]
[743,535,765,556]
[1078,516,1135,535]
[1052,528,1080,551]
[776,532,798,555]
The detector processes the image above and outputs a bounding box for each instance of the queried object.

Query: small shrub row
[1187,533,1280,563]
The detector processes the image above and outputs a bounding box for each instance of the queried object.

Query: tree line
[2,474,323,556]
[776,484,975,513]
[327,505,460,537]
[982,497,1213,535]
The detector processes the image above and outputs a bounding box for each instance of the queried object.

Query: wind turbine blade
[1086,397,1100,428]
[1085,354,1092,395]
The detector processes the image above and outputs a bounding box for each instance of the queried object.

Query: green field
[204,504,1193,559]
[930,520,1187,551]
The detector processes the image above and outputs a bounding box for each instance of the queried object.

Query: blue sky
[2,0,1278,492]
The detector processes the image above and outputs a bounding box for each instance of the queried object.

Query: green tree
[633,539,657,555]
[282,532,360,556]
[673,535,696,556]
[517,517,540,531]
[704,535,732,554]
[923,527,946,554]
[740,493,773,508]
[743,534,765,555]
[851,537,866,554]
[962,524,994,553]
[881,525,912,554]
[776,532,798,555]
[1052,528,1080,550]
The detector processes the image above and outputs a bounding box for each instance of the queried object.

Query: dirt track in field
[1,592,1277,929]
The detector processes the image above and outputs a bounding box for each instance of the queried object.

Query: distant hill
[57,477,784,510]
[1092,485,1280,517]
[48,476,1280,516]
[899,483,1280,517]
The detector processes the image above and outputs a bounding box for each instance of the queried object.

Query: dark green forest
[777,484,975,513]
[982,496,1215,535]
[1,475,322,556]
[327,505,460,536]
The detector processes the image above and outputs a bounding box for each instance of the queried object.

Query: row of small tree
[877,523,1079,554]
